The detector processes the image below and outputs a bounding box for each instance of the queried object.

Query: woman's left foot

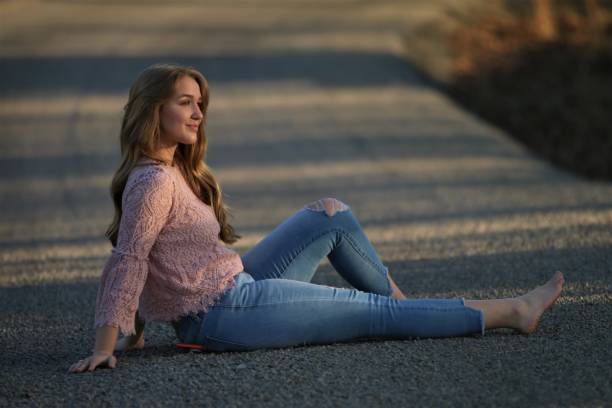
[388,275,407,300]
[514,271,565,334]
[114,334,145,352]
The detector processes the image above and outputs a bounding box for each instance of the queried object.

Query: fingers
[68,358,90,373]
[68,354,117,373]
[87,353,115,372]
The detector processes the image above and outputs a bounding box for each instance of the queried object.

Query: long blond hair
[105,63,240,246]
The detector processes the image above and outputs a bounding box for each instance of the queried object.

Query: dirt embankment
[407,1,612,181]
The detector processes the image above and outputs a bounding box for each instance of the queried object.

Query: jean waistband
[173,271,252,324]
[174,271,254,343]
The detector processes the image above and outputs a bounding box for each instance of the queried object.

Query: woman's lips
[187,124,199,131]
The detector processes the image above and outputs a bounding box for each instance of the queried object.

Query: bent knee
[304,197,350,217]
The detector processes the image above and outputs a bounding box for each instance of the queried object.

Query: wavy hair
[105,63,240,246]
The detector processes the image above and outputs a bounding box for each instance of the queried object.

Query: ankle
[510,298,528,331]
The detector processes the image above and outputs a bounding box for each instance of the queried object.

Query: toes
[551,271,564,286]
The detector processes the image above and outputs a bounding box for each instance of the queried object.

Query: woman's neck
[154,144,177,166]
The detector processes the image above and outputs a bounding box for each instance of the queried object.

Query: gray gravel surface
[1,1,611,407]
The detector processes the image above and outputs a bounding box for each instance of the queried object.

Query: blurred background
[440,0,612,181]
[312,0,612,181]
[1,1,611,405]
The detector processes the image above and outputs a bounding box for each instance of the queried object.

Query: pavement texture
[1,0,611,406]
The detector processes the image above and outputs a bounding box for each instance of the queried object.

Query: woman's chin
[181,137,198,145]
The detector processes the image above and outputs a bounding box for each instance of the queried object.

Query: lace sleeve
[94,167,174,335]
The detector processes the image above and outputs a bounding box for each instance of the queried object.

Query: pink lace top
[94,158,244,335]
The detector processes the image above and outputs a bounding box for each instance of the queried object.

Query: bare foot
[114,334,145,352]
[514,271,565,334]
[388,274,407,300]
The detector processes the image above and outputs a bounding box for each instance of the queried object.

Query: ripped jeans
[176,198,484,351]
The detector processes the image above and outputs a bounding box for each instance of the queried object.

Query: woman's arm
[68,325,119,373]
[93,167,174,335]
[69,167,174,373]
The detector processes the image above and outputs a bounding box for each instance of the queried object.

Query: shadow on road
[0,51,426,95]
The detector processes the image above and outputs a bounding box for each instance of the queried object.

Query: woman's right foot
[514,271,565,334]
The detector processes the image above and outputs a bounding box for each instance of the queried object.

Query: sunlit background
[1,1,611,405]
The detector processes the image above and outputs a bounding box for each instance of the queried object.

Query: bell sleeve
[94,167,174,335]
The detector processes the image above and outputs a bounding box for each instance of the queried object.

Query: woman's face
[159,75,203,147]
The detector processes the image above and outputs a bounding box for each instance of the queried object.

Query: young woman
[69,63,564,373]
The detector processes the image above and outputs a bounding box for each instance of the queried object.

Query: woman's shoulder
[126,159,176,193]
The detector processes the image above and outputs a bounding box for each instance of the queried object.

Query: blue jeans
[176,199,484,351]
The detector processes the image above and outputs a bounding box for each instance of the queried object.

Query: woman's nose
[192,106,203,119]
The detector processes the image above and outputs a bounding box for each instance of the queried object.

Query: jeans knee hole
[304,197,350,217]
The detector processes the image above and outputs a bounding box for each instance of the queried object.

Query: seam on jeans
[214,298,354,309]
[327,226,392,295]
[205,334,251,348]
[303,208,388,278]
[335,228,389,279]
[211,297,470,311]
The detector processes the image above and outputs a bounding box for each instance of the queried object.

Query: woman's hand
[68,351,117,373]
[69,325,119,373]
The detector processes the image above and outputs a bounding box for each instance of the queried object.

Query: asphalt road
[1,1,611,406]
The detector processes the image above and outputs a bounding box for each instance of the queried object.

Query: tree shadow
[0,51,427,96]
